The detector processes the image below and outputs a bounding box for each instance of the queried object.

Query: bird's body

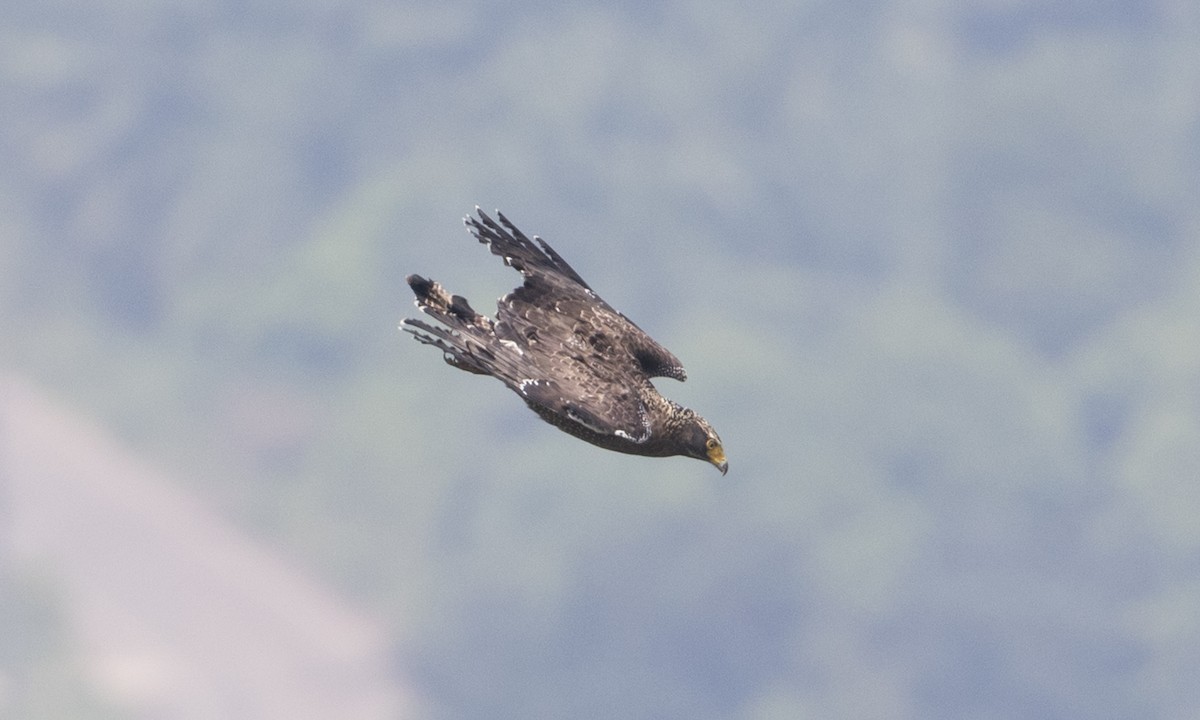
[402,208,727,473]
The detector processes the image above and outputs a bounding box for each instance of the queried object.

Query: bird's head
[683,415,727,475]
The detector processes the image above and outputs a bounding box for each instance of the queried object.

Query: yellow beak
[707,444,728,476]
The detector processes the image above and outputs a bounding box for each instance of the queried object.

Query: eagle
[401,208,728,474]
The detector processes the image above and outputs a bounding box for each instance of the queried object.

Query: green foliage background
[3,0,1200,717]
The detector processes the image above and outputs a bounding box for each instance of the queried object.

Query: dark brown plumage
[401,208,727,474]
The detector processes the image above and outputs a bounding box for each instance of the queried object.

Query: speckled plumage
[401,208,727,473]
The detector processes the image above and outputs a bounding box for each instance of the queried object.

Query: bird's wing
[466,207,592,289]
[468,208,688,381]
[516,374,653,444]
[484,274,651,442]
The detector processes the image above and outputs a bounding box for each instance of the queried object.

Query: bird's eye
[706,438,717,450]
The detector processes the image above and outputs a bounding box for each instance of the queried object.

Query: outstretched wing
[467,208,689,382]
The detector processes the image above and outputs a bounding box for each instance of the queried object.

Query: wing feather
[518,376,651,443]
[464,206,688,382]
[465,208,591,289]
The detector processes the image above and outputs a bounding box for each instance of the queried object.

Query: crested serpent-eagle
[401,208,728,474]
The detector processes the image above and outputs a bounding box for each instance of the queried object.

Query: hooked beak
[707,444,728,476]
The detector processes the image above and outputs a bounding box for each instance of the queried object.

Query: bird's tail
[401,274,525,382]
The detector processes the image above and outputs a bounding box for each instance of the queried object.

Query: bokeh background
[3,0,1200,718]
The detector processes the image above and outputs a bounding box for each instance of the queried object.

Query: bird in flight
[402,208,727,474]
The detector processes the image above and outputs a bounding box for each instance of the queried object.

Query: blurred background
[2,0,1199,718]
